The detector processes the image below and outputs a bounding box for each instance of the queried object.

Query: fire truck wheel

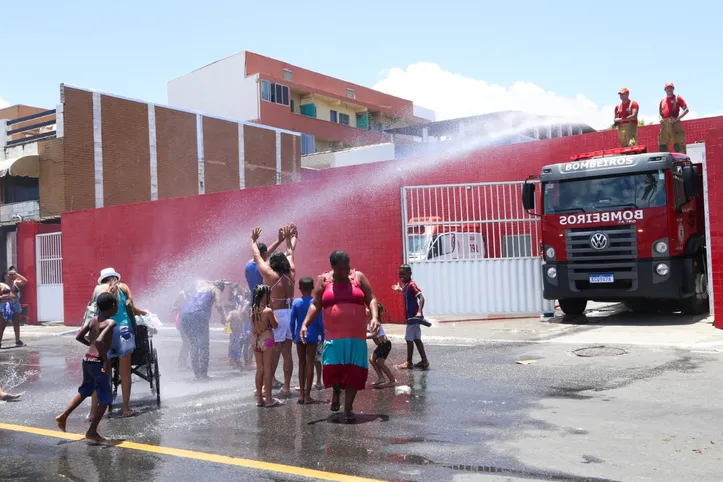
[681,255,709,316]
[559,299,588,316]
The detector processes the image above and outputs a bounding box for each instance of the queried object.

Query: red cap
[665,82,675,89]
[618,88,629,95]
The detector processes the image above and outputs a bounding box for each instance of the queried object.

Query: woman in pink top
[301,250,380,423]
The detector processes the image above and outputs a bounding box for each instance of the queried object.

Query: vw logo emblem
[590,232,609,250]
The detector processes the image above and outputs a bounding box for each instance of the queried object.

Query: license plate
[589,274,614,284]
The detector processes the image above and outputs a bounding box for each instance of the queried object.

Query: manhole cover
[572,346,627,357]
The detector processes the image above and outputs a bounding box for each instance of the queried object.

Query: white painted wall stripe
[238,123,245,189]
[92,92,104,208]
[55,103,64,139]
[148,105,158,201]
[196,114,205,195]
[275,130,282,185]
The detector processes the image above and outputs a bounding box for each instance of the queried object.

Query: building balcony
[0,200,40,224]
[260,100,389,148]
[1,109,57,148]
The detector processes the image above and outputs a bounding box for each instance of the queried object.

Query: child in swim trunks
[393,264,430,369]
[55,292,118,441]
[367,303,395,388]
[251,285,281,408]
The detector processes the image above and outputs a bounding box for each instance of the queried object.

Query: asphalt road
[1,325,723,481]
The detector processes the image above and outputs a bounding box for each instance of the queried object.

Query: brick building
[167,51,435,156]
[1,84,302,322]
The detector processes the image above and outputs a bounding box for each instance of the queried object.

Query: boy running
[56,292,117,441]
[393,264,430,369]
[367,303,395,388]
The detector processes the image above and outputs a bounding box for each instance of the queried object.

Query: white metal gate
[401,181,554,316]
[36,232,64,322]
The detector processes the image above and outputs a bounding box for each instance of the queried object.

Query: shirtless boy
[56,292,117,441]
[251,224,297,397]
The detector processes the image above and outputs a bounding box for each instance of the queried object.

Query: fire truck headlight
[545,247,556,259]
[546,266,558,279]
[655,263,670,276]
[654,241,668,254]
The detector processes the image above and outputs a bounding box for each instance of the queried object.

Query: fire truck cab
[522,145,708,316]
[406,216,486,261]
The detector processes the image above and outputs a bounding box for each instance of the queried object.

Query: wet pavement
[2,319,723,481]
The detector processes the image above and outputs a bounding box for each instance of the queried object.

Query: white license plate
[589,274,614,284]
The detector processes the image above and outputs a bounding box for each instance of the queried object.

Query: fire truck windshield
[407,234,431,258]
[543,171,667,214]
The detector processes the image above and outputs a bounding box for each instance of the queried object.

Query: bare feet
[264,398,283,408]
[303,395,318,404]
[397,362,413,369]
[0,391,21,401]
[122,409,137,418]
[55,415,67,432]
[297,394,305,405]
[85,431,106,442]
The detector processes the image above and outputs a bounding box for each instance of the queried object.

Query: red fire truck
[521,145,708,316]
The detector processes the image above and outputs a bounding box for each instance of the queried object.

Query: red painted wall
[60,117,723,326]
[17,221,61,324]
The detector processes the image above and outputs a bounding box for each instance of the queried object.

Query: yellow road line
[0,423,384,482]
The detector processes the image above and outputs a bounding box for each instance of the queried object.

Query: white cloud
[0,96,8,109]
[373,63,704,130]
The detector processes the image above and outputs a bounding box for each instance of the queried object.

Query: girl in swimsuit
[251,285,282,408]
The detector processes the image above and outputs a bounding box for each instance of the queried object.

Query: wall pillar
[17,221,39,325]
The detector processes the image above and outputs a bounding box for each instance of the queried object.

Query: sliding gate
[401,181,554,316]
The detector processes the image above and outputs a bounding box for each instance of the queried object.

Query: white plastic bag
[135,312,163,336]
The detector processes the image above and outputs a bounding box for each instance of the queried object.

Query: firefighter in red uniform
[658,82,689,154]
[613,88,639,147]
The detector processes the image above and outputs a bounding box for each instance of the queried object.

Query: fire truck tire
[681,254,709,315]
[559,299,588,316]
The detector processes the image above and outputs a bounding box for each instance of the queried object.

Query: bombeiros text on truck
[521,145,709,316]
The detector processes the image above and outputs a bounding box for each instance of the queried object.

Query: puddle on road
[307,413,390,425]
[385,452,620,481]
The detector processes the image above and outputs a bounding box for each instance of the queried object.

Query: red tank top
[321,270,367,340]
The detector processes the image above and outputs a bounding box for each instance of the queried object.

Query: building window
[338,113,350,126]
[301,134,316,155]
[330,110,338,123]
[346,88,355,99]
[261,80,290,106]
[283,69,292,81]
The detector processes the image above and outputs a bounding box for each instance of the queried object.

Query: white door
[401,181,555,316]
[36,232,64,322]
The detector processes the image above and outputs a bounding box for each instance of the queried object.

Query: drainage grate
[573,346,627,357]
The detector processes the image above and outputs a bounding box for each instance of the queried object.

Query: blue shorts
[78,360,112,405]
[107,325,136,358]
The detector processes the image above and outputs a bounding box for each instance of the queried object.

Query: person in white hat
[86,267,147,418]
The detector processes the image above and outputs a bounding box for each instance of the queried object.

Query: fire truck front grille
[565,225,638,291]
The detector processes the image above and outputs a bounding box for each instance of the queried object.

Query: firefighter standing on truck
[658,82,689,153]
[613,88,639,147]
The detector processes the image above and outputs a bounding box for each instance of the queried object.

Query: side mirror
[682,165,700,198]
[522,183,536,211]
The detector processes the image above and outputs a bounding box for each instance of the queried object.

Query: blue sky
[1,0,718,128]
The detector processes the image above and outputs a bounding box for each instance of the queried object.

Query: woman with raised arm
[300,250,380,423]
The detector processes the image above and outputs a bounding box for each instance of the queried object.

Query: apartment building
[167,51,435,155]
